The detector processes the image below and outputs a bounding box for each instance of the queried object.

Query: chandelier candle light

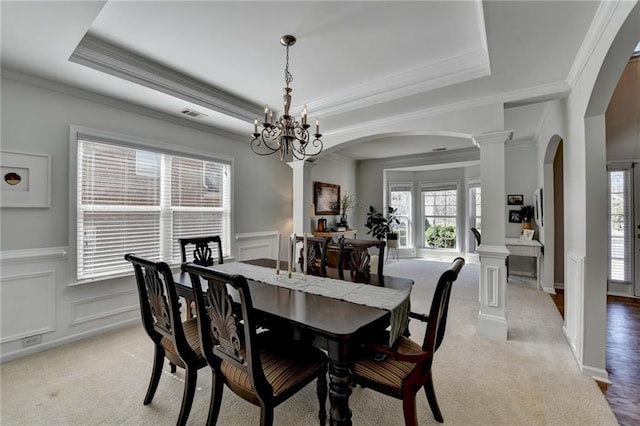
[251,35,323,160]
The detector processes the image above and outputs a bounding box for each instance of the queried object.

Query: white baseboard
[0,318,139,364]
[581,365,611,384]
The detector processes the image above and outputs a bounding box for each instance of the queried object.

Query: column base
[478,312,508,340]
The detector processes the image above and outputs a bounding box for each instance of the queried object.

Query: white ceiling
[1,1,603,160]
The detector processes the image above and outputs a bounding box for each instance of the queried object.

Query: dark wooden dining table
[173,258,414,426]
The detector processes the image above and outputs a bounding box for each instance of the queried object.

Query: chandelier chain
[284,44,293,88]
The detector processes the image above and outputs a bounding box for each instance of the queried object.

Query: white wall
[310,154,357,230]
[0,75,292,361]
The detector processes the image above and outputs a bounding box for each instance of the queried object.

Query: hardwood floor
[550,290,640,426]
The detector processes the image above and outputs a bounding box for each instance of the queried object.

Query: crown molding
[326,80,570,142]
[1,68,246,142]
[69,33,261,122]
[567,0,621,87]
[309,49,491,118]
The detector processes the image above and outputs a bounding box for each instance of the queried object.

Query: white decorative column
[287,160,315,234]
[474,131,512,340]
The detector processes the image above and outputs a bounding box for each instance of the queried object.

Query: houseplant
[520,204,534,229]
[365,205,399,241]
[339,193,356,227]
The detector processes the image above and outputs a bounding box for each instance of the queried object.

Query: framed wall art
[507,194,523,205]
[313,181,340,215]
[1,151,51,208]
[508,210,522,223]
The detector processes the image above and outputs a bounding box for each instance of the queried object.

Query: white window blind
[608,167,632,283]
[77,136,231,280]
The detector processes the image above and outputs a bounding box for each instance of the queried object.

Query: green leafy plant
[365,205,400,241]
[425,225,456,248]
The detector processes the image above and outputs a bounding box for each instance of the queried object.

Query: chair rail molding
[1,246,68,265]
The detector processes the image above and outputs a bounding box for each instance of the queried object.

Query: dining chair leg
[259,404,274,426]
[177,366,198,426]
[423,375,443,423]
[206,372,224,426]
[144,345,165,405]
[401,391,418,426]
[316,364,328,425]
[170,362,177,374]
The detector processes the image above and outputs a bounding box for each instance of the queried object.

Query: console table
[505,238,543,289]
[311,229,357,238]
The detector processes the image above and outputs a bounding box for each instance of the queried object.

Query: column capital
[287,159,316,171]
[473,130,513,147]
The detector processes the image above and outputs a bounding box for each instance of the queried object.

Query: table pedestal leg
[329,361,352,426]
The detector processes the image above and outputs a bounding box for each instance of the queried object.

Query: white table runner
[211,262,411,345]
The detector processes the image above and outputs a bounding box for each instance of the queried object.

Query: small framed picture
[1,151,51,208]
[509,210,522,223]
[522,229,535,240]
[507,194,523,205]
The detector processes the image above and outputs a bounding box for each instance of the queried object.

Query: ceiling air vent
[432,147,447,152]
[180,108,208,119]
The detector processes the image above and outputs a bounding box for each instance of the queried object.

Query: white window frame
[420,182,459,250]
[388,182,414,249]
[468,179,481,252]
[69,125,234,284]
[607,164,632,284]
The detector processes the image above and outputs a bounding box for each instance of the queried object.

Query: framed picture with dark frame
[314,181,340,215]
[507,194,523,205]
[509,210,522,223]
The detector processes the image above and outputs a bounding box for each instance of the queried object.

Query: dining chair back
[337,238,386,277]
[295,235,329,276]
[183,262,329,426]
[351,257,465,426]
[179,235,223,267]
[124,253,206,426]
[470,227,481,247]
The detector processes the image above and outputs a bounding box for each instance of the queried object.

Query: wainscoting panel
[0,270,56,343]
[565,252,584,363]
[235,231,279,261]
[70,289,138,325]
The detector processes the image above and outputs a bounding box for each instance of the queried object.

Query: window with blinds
[469,182,481,252]
[608,168,632,283]
[422,184,458,249]
[77,137,231,280]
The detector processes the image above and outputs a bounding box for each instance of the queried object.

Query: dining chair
[179,235,224,318]
[179,235,224,266]
[124,253,207,426]
[337,238,386,277]
[295,235,329,276]
[351,257,465,425]
[182,262,329,426]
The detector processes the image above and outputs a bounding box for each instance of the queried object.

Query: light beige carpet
[0,259,618,425]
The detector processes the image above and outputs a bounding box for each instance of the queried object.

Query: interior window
[422,184,458,249]
[389,184,412,248]
[608,168,632,283]
[76,135,231,281]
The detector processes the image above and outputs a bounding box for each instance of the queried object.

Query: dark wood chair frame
[125,253,207,426]
[296,235,329,276]
[351,257,465,426]
[179,235,224,267]
[183,262,329,426]
[337,238,386,277]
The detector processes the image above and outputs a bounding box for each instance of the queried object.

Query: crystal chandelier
[251,35,323,160]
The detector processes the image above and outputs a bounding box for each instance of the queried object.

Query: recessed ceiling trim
[307,49,491,117]
[325,80,570,142]
[69,33,261,122]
